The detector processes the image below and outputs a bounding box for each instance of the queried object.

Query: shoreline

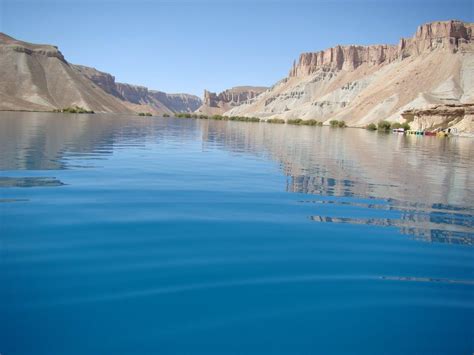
[1,109,472,138]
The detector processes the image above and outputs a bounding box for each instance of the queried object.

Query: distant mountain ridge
[0,33,201,114]
[74,65,201,114]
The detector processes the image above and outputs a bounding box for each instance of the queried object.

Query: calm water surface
[1,112,473,354]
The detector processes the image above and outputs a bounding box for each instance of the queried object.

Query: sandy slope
[0,33,133,112]
[0,33,201,114]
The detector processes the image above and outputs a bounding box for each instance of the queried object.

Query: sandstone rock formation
[0,33,201,114]
[227,20,474,134]
[196,86,267,115]
[401,104,474,135]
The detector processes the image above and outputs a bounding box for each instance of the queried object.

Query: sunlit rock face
[289,21,473,77]
[196,86,268,115]
[228,20,474,134]
[402,103,474,133]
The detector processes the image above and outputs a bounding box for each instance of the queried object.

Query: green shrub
[287,118,303,125]
[266,118,285,124]
[377,120,392,131]
[54,106,94,114]
[391,122,402,129]
[302,119,319,126]
[174,112,192,118]
[366,123,377,131]
[317,121,323,126]
[199,114,209,119]
[247,117,261,122]
[163,113,170,117]
[228,116,260,122]
[287,119,320,126]
[401,122,411,130]
[329,120,346,127]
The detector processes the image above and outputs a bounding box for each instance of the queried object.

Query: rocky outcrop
[0,33,66,62]
[227,20,474,134]
[401,103,474,135]
[0,33,200,114]
[197,86,267,115]
[403,20,474,54]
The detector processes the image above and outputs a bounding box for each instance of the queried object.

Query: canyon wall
[228,20,474,134]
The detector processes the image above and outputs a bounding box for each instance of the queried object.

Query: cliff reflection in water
[1,112,472,245]
[200,120,474,245]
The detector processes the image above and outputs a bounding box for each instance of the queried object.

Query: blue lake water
[1,112,473,354]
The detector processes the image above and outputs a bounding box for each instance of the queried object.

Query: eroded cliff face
[290,20,474,77]
[228,20,474,134]
[197,86,268,115]
[149,91,202,113]
[289,45,399,77]
[74,65,201,114]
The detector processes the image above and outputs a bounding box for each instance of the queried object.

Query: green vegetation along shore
[53,106,94,114]
[172,113,416,132]
[366,121,411,131]
[173,113,339,127]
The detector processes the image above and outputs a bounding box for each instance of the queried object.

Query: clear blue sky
[1,0,472,97]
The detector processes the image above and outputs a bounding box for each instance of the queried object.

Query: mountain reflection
[1,112,473,245]
[199,121,473,245]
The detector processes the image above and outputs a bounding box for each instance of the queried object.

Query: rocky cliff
[290,21,473,77]
[228,20,474,133]
[74,65,201,114]
[148,91,202,113]
[196,86,268,115]
[0,33,201,114]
